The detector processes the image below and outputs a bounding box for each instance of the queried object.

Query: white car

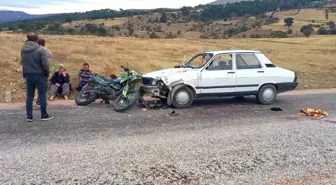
[139,50,298,108]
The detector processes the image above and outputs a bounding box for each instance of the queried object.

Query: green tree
[160,12,168,23]
[284,17,294,28]
[181,6,190,16]
[300,24,314,33]
[65,17,73,23]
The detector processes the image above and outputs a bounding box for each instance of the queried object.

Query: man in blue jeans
[21,32,54,122]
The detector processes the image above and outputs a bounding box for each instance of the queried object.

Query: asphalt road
[1,93,336,185]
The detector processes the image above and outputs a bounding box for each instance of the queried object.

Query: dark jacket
[50,71,70,85]
[21,41,50,77]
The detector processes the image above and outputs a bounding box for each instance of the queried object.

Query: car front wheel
[256,84,277,105]
[172,86,194,108]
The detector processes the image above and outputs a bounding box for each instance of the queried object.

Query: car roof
[205,50,262,55]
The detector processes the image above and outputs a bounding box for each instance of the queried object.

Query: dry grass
[1,33,336,103]
[62,18,127,28]
[262,8,336,32]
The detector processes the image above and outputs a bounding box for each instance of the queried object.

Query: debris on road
[271,107,283,112]
[170,111,179,117]
[299,108,328,118]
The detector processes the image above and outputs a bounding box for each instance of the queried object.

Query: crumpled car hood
[142,68,192,79]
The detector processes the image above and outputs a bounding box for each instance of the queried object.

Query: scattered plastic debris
[271,107,283,112]
[299,108,328,118]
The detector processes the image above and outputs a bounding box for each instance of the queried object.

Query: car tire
[172,86,194,108]
[256,84,277,105]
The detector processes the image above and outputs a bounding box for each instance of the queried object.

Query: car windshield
[184,53,213,68]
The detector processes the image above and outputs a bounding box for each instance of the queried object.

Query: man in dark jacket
[21,32,54,122]
[49,66,71,100]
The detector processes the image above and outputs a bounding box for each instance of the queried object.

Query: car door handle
[228,72,235,74]
[257,71,264,73]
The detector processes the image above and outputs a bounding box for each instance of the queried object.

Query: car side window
[207,54,233,71]
[236,53,262,69]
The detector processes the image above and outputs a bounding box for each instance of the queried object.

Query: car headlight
[151,79,158,86]
[162,76,169,84]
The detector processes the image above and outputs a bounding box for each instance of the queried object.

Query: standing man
[21,32,54,122]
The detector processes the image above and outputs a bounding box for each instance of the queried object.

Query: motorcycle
[113,66,143,112]
[75,74,125,106]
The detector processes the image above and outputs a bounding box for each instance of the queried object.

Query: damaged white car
[139,50,298,108]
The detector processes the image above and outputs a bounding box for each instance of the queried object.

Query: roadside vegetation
[1,0,334,39]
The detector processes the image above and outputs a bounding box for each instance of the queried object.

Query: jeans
[25,74,48,119]
[76,81,89,91]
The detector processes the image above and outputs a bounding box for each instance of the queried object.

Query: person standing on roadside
[21,32,54,122]
[35,37,53,106]
[38,38,53,58]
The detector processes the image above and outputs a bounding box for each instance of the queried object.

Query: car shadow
[192,96,259,107]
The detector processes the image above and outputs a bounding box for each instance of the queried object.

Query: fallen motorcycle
[113,66,142,112]
[75,74,125,106]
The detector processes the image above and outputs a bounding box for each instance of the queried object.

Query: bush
[330,29,336,35]
[112,25,120,31]
[271,31,288,38]
[303,30,313,37]
[317,27,328,35]
[166,32,175,39]
[149,32,160,38]
[97,27,107,36]
[250,34,262,38]
[200,35,209,39]
[287,29,293,34]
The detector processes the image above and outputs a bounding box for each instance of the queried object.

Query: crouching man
[49,66,71,100]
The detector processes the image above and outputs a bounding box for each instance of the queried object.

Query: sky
[0,0,214,14]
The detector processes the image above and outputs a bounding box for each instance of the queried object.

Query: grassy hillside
[262,8,336,32]
[1,33,336,103]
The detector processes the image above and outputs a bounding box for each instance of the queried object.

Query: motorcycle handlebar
[121,65,130,72]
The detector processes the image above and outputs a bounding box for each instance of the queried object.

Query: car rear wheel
[172,86,194,108]
[256,84,277,105]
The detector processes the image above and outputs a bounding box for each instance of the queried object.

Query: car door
[235,53,268,93]
[198,53,236,94]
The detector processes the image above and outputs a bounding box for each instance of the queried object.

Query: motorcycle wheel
[113,90,139,112]
[75,88,97,106]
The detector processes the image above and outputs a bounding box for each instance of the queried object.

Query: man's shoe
[27,118,33,122]
[64,95,69,100]
[49,96,54,101]
[41,114,54,121]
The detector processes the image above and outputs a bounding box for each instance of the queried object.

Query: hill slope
[0,10,53,23]
[209,0,253,5]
